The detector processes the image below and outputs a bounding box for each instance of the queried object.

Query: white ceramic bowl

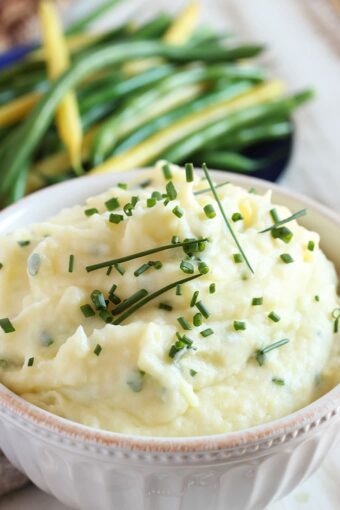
[0,170,339,510]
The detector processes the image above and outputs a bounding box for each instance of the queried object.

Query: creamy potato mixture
[0,162,339,436]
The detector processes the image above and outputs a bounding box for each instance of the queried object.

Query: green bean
[218,121,293,150]
[90,65,262,164]
[111,81,254,156]
[66,0,123,36]
[80,64,174,114]
[129,14,173,40]
[161,90,313,163]
[5,163,29,205]
[193,151,261,172]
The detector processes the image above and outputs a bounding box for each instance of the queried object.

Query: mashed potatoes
[0,162,339,436]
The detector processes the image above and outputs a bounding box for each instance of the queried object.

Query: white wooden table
[1,0,340,508]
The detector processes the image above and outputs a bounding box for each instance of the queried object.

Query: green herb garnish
[80,304,95,318]
[280,253,294,264]
[84,208,98,216]
[176,284,182,296]
[134,263,152,277]
[185,162,194,182]
[271,226,293,244]
[68,254,75,273]
[203,204,216,219]
[171,235,180,244]
[177,317,192,330]
[159,302,173,311]
[113,262,125,275]
[252,297,263,306]
[195,300,209,319]
[0,318,15,333]
[18,240,30,247]
[190,369,198,377]
[91,290,106,310]
[202,163,253,273]
[193,313,202,327]
[255,338,289,366]
[272,377,285,386]
[180,260,194,274]
[99,309,113,323]
[234,320,246,331]
[105,197,120,211]
[260,209,307,233]
[198,261,209,274]
[86,238,208,273]
[209,283,216,294]
[166,181,177,201]
[200,328,214,337]
[314,295,320,302]
[147,197,157,208]
[162,163,172,180]
[27,357,34,367]
[332,308,340,333]
[190,290,199,307]
[268,311,280,323]
[152,191,162,201]
[308,240,315,251]
[94,344,102,356]
[106,265,113,276]
[109,213,124,224]
[0,263,3,270]
[270,208,280,223]
[172,205,184,218]
[113,274,202,325]
[194,181,229,196]
[232,212,243,222]
[118,182,128,190]
[112,289,148,316]
[233,253,243,264]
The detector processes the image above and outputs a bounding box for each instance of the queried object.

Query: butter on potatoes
[0,162,339,437]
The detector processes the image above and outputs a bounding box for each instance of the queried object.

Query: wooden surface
[1,0,340,508]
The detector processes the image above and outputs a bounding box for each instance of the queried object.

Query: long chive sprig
[86,238,208,272]
[194,180,230,196]
[201,163,254,273]
[260,209,307,233]
[113,274,202,325]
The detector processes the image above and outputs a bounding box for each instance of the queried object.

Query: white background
[1,0,340,508]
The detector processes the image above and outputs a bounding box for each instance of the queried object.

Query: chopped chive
[166,181,177,201]
[159,302,173,311]
[147,197,157,208]
[109,213,124,224]
[194,180,230,196]
[151,191,162,201]
[0,318,15,333]
[198,261,209,274]
[109,293,121,305]
[268,311,281,323]
[113,274,202,325]
[177,317,192,330]
[112,289,148,316]
[18,240,30,247]
[248,187,257,194]
[234,320,246,331]
[308,240,315,252]
[134,263,151,277]
[190,368,198,377]
[68,254,75,273]
[86,238,208,272]
[84,208,99,216]
[252,297,263,306]
[271,226,293,244]
[182,237,207,256]
[99,309,113,323]
[80,304,95,318]
[113,263,125,275]
[200,328,214,337]
[209,283,216,294]
[270,208,280,223]
[124,203,133,217]
[193,312,202,327]
[202,163,254,273]
[172,205,184,218]
[255,338,289,366]
[94,344,102,356]
[232,212,243,222]
[176,284,182,296]
[105,197,120,211]
[106,265,113,276]
[332,309,340,333]
[260,209,307,233]
[171,235,180,244]
[140,179,152,188]
[180,260,194,274]
[118,182,128,190]
[203,204,216,219]
[27,357,34,367]
[169,338,192,359]
[233,253,243,264]
[272,377,285,386]
[185,162,194,182]
[195,300,209,319]
[0,263,3,270]
[162,163,172,180]
[280,253,294,264]
[190,290,199,307]
[109,284,117,295]
[91,290,107,310]
[314,295,320,302]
